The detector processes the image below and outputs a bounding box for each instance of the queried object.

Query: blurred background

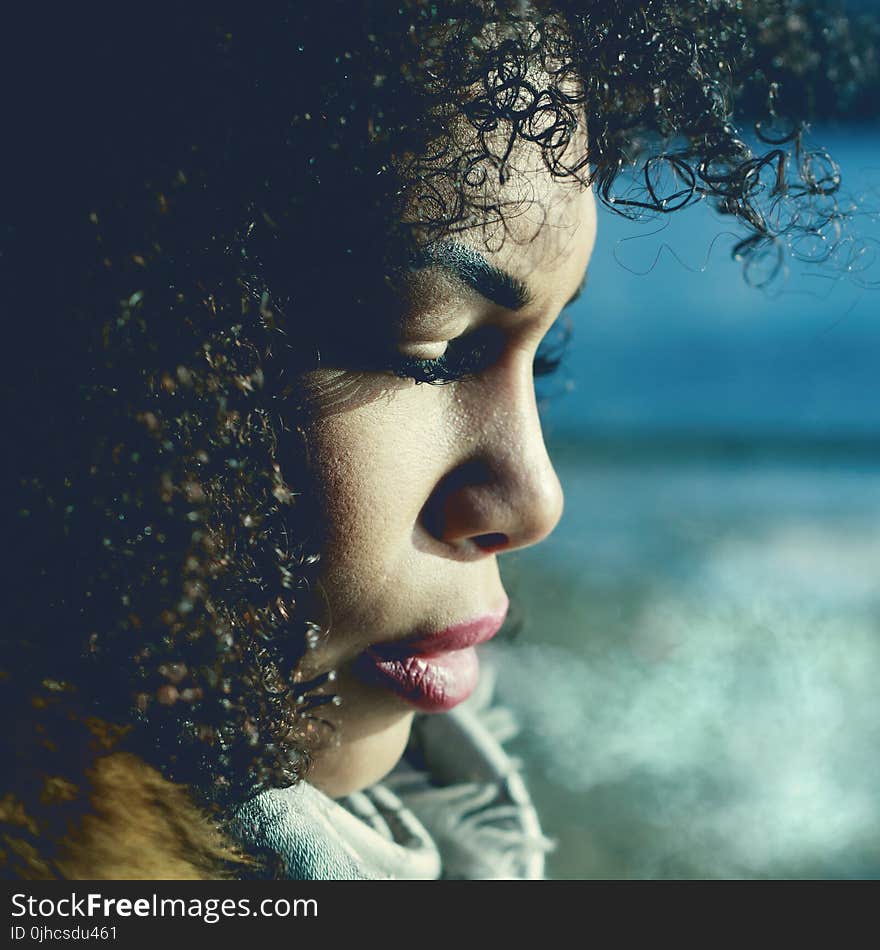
[494,123,880,879]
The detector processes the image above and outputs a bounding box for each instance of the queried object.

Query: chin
[305,708,415,799]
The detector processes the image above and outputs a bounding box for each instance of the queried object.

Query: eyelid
[387,324,505,384]
[398,311,474,353]
[401,312,470,344]
[399,340,448,360]
[379,283,584,385]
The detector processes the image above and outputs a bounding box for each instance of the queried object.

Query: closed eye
[390,306,576,384]
[387,325,506,384]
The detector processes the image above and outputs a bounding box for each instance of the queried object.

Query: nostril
[473,532,509,553]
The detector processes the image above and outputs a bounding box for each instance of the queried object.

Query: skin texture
[6,2,869,808]
[296,134,598,797]
[2,4,874,882]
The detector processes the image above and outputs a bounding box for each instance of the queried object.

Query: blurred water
[495,126,880,879]
[537,125,880,438]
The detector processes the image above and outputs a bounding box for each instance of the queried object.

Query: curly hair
[3,1,877,805]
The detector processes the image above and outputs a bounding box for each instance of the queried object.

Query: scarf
[229,658,551,879]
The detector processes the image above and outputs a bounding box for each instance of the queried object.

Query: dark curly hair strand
[2,0,877,804]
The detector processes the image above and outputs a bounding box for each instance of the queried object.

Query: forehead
[476,169,596,310]
[424,179,596,321]
[405,112,595,310]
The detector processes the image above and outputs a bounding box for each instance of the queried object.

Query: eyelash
[386,325,504,384]
[533,316,572,381]
[383,316,573,385]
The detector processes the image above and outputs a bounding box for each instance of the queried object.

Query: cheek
[300,385,450,618]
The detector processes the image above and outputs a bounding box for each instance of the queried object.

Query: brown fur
[1,675,252,880]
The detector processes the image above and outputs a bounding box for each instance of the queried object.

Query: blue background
[494,126,880,879]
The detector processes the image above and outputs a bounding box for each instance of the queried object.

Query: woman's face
[295,139,597,797]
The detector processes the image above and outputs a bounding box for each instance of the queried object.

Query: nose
[419,366,564,556]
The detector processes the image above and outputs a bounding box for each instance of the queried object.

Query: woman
[2,1,874,879]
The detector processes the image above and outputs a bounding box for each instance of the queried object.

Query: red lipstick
[354,600,509,712]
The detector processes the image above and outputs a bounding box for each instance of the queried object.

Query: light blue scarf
[229,659,550,880]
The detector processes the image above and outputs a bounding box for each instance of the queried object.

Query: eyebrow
[409,241,532,311]
[409,240,588,312]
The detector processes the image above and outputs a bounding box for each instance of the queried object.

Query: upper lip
[370,597,509,659]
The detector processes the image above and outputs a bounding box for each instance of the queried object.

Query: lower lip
[355,646,481,712]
